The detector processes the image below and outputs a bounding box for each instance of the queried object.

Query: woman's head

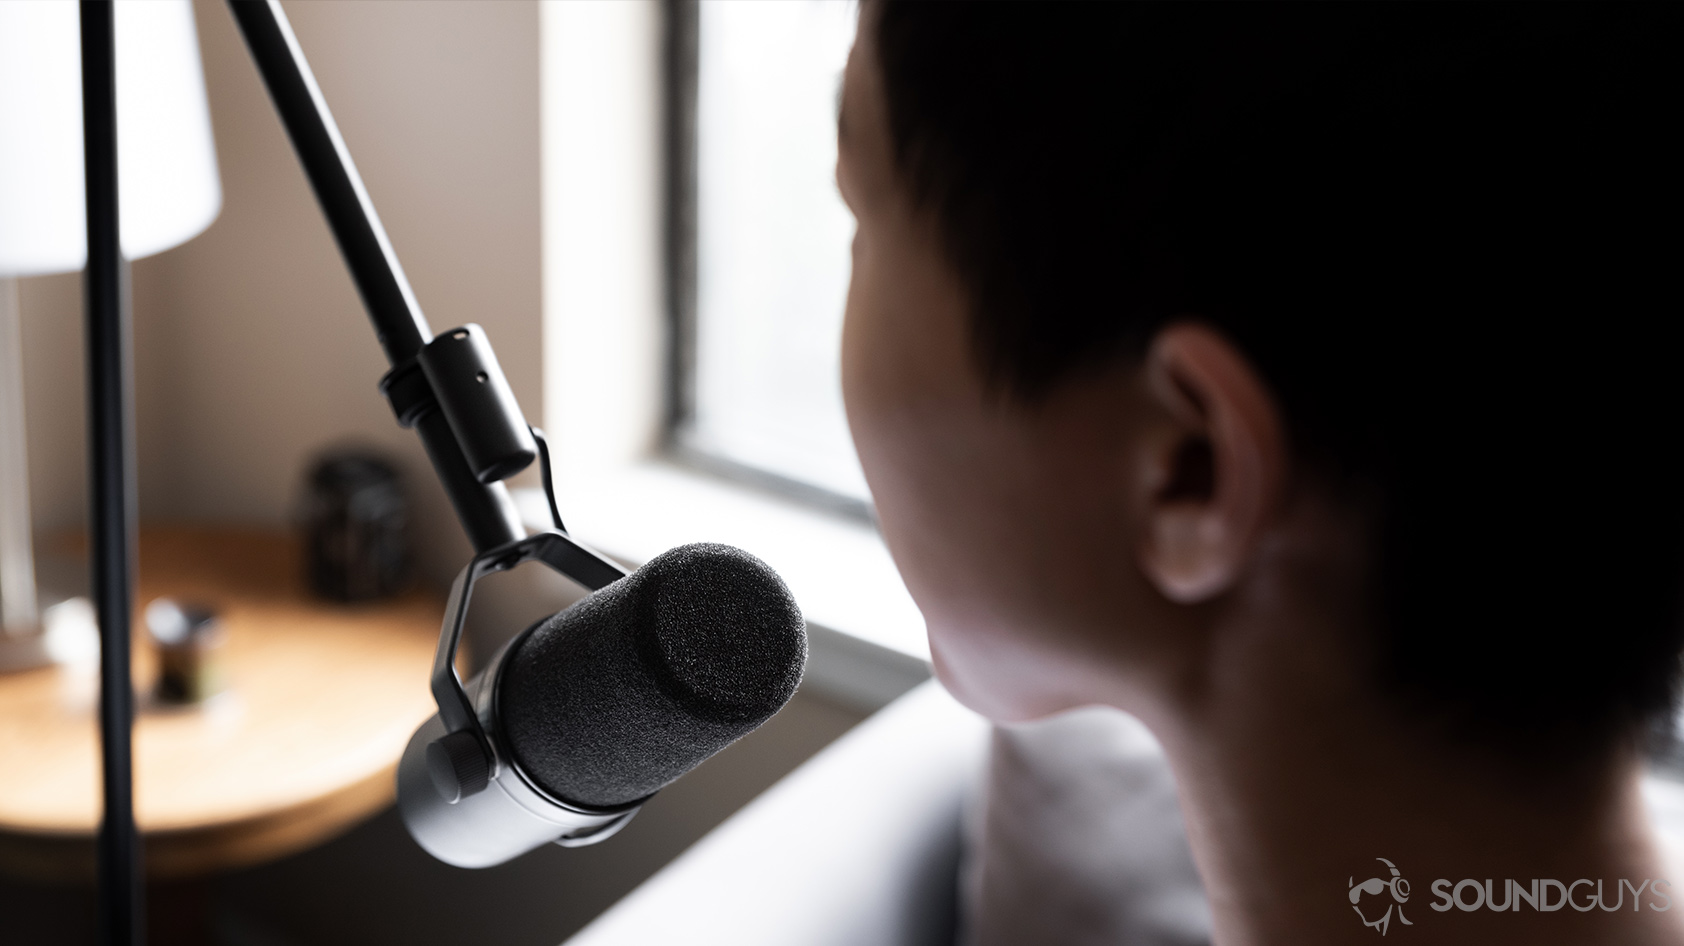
[838,2,1682,754]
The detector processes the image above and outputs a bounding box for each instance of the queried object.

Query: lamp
[0,0,221,671]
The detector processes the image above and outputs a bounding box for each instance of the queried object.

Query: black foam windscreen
[498,543,807,810]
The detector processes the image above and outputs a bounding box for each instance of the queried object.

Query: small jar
[145,598,227,705]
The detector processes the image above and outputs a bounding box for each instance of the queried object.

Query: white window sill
[512,459,931,711]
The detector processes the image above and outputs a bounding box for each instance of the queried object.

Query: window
[669,0,867,515]
[539,0,929,670]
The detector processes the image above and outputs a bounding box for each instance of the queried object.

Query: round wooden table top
[0,527,444,882]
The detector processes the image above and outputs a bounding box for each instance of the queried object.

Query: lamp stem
[81,2,142,943]
[0,277,38,636]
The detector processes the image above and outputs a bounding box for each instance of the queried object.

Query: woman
[836,3,1683,943]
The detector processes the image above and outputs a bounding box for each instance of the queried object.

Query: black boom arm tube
[226,0,527,552]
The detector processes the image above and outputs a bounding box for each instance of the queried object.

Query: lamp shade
[0,0,221,277]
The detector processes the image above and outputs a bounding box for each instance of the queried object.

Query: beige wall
[16,0,542,584]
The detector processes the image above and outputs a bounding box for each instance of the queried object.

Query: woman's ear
[1137,322,1287,603]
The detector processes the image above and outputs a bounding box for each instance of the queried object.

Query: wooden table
[0,527,444,882]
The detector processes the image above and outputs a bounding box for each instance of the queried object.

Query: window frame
[660,0,873,523]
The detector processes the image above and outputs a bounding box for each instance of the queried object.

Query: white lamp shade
[0,0,222,277]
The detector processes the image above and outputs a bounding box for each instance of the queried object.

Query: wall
[541,0,667,492]
[17,0,544,587]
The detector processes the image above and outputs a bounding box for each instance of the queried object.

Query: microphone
[397,541,807,868]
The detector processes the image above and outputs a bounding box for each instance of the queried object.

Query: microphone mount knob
[425,730,491,804]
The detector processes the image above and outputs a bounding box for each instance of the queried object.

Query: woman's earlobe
[1136,322,1286,604]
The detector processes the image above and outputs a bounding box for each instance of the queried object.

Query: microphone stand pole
[81,3,141,943]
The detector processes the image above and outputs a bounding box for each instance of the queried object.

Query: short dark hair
[875,2,1682,754]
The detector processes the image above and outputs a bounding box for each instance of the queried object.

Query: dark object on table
[302,451,410,602]
[145,599,227,705]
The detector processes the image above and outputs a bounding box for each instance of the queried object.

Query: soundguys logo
[1350,857,1413,935]
[1348,857,1672,934]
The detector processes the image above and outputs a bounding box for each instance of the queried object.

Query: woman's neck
[1143,607,1682,946]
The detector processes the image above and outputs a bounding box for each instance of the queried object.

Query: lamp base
[0,556,96,674]
[0,627,50,674]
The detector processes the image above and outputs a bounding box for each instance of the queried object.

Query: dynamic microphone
[397,540,807,868]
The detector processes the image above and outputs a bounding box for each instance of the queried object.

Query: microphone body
[398,643,634,868]
[398,542,806,868]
